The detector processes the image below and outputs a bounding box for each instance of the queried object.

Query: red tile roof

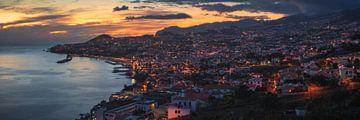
[173,91,209,102]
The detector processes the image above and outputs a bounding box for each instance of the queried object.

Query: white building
[167,90,209,119]
[247,77,263,91]
[167,105,191,119]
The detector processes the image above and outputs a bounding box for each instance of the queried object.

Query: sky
[0,0,360,45]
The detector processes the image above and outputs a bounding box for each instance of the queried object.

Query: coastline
[48,50,135,119]
[69,54,132,66]
[58,53,136,119]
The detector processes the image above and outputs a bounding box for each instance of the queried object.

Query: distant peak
[94,34,113,39]
[164,26,181,29]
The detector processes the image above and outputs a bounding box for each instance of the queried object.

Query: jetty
[57,55,72,64]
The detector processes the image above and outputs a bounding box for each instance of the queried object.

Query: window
[189,102,192,107]
[175,110,181,114]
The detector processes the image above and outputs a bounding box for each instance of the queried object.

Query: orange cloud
[49,30,68,34]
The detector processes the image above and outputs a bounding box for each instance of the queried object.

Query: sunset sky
[1,0,359,45]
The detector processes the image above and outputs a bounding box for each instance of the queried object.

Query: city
[50,7,360,120]
[1,0,360,120]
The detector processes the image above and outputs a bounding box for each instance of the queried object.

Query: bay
[0,46,130,120]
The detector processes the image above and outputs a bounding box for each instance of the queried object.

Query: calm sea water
[0,46,131,120]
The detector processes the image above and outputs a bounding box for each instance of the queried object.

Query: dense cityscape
[50,8,360,120]
[2,0,360,120]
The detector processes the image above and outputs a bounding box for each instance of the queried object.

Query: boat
[114,66,130,69]
[57,55,72,64]
[105,60,118,65]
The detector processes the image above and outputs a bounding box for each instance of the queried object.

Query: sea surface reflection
[0,46,131,120]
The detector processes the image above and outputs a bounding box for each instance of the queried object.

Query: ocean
[0,46,131,120]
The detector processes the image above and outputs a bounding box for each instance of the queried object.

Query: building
[167,105,191,119]
[154,105,168,120]
[134,99,157,114]
[90,100,136,120]
[167,90,209,119]
[247,77,263,91]
[104,101,136,120]
[196,84,234,99]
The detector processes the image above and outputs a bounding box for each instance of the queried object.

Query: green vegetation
[306,75,337,87]
[133,71,148,83]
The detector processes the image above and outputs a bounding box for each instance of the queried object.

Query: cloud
[1,6,58,14]
[130,0,141,3]
[0,15,68,28]
[225,14,270,20]
[288,0,360,14]
[0,0,22,6]
[134,6,155,10]
[155,0,360,14]
[194,1,301,14]
[125,13,192,20]
[49,30,68,34]
[0,23,117,45]
[113,5,129,12]
[0,5,10,9]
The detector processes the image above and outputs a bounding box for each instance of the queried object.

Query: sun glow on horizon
[0,0,288,39]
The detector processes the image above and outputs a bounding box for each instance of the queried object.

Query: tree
[235,85,252,100]
[261,93,281,111]
[134,71,148,83]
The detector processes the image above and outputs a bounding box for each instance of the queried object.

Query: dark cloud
[134,6,155,10]
[154,0,360,15]
[0,15,68,27]
[0,23,117,45]
[143,1,155,3]
[67,8,91,13]
[0,0,21,6]
[1,6,58,14]
[225,14,270,20]
[288,0,360,14]
[113,5,129,12]
[195,1,301,14]
[0,5,10,9]
[125,13,192,20]
[130,0,141,3]
[31,7,57,12]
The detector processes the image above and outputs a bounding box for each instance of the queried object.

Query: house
[339,77,360,90]
[339,67,356,79]
[246,77,263,91]
[91,104,107,120]
[276,72,307,95]
[167,105,191,119]
[104,101,136,120]
[154,105,168,120]
[303,62,320,76]
[196,84,234,99]
[321,68,340,78]
[90,100,136,120]
[134,99,157,114]
[167,90,209,119]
